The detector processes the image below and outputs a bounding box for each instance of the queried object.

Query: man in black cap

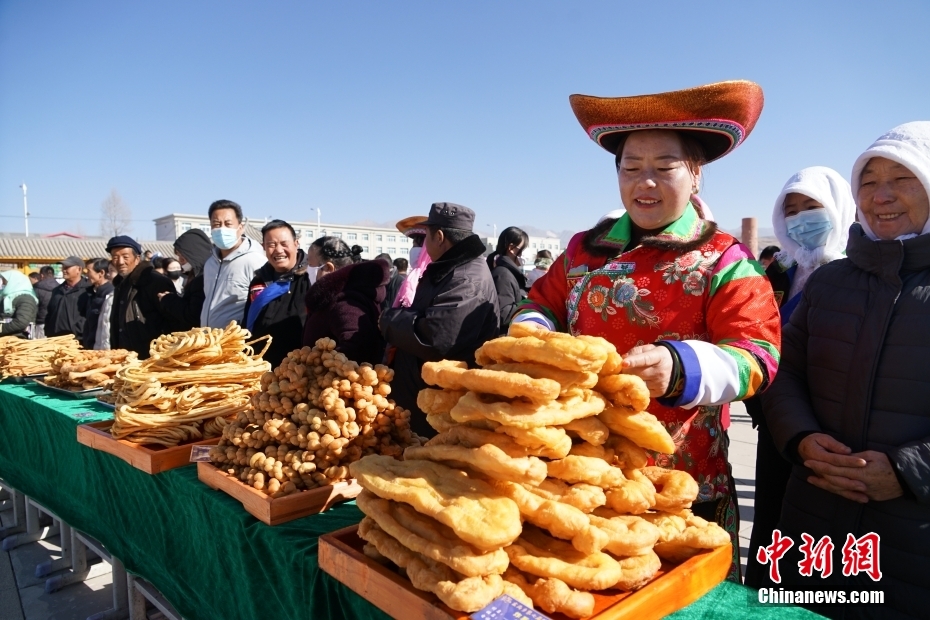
[106,235,177,358]
[44,256,92,338]
[380,202,499,437]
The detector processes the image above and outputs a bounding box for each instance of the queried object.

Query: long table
[0,383,819,620]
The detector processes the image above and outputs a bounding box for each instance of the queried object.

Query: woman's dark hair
[613,130,707,174]
[261,219,297,241]
[759,245,781,261]
[90,258,110,274]
[173,229,213,276]
[312,236,363,268]
[487,226,529,269]
[535,249,553,260]
[153,257,170,270]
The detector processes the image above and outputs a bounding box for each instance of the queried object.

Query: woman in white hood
[744,165,855,589]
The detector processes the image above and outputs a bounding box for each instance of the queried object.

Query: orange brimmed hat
[569,80,764,163]
[396,215,428,237]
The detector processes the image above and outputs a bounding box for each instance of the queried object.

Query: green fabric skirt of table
[0,383,821,620]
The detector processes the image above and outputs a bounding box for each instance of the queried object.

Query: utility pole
[314,208,321,235]
[19,183,29,237]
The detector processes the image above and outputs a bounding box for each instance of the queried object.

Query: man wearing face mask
[201,199,266,329]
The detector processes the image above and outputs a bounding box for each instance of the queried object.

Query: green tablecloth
[0,383,819,620]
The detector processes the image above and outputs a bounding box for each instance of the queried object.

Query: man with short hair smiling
[107,235,176,358]
[201,199,266,329]
[45,256,91,338]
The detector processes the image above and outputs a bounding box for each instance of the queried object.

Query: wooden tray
[76,421,221,474]
[197,462,362,525]
[319,525,731,620]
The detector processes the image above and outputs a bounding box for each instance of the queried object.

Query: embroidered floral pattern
[656,249,719,296]
[586,285,615,321]
[609,277,659,327]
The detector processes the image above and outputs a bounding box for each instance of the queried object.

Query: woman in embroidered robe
[513,81,781,580]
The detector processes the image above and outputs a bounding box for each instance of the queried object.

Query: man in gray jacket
[380,203,499,438]
[201,200,266,329]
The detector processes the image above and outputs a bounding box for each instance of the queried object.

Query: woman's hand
[621,344,673,397]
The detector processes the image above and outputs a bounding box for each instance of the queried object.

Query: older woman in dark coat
[763,121,930,619]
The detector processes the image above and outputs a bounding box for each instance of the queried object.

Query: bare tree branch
[100,189,133,237]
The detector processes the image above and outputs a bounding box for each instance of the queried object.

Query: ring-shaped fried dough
[357,519,506,613]
[485,362,598,394]
[547,455,626,489]
[604,469,656,515]
[475,336,608,373]
[491,480,609,555]
[451,390,606,429]
[418,388,467,415]
[356,493,509,577]
[641,466,699,511]
[614,551,662,591]
[495,425,573,459]
[349,455,522,551]
[422,360,561,403]
[503,568,595,619]
[568,443,606,459]
[505,525,623,591]
[605,435,649,469]
[562,416,610,446]
[404,443,548,485]
[586,513,661,557]
[599,406,676,454]
[645,510,731,562]
[522,479,606,513]
[596,374,651,412]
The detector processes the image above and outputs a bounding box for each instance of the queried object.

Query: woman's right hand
[799,433,869,503]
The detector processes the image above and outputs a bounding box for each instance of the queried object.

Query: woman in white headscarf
[761,122,930,616]
[745,166,856,588]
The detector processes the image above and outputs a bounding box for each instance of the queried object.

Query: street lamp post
[19,183,29,237]
[314,208,321,236]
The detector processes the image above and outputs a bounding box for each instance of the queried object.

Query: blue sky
[1,1,927,240]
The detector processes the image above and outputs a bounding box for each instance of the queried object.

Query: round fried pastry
[604,469,656,514]
[485,362,598,394]
[418,388,467,415]
[562,416,610,446]
[505,525,622,591]
[404,443,547,485]
[451,390,606,429]
[522,479,606,513]
[641,466,699,511]
[586,513,660,557]
[599,406,676,454]
[503,567,595,619]
[614,550,662,591]
[547,455,626,489]
[605,435,649,469]
[596,374,651,412]
[422,360,561,403]
[475,336,608,373]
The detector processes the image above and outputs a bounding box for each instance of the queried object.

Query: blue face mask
[785,209,833,250]
[211,227,240,250]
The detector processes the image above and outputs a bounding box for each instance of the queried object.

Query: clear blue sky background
[1,0,927,240]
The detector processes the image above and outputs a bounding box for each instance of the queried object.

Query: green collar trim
[600,204,702,251]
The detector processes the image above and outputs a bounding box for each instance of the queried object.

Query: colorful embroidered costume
[515,206,781,575]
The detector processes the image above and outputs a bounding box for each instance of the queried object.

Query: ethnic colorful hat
[569,80,764,163]
[395,215,428,237]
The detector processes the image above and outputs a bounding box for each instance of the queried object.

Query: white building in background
[153,213,563,263]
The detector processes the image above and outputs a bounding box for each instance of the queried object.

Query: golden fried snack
[562,416,610,446]
[426,424,557,460]
[641,466,699,512]
[505,525,622,591]
[485,363,598,394]
[568,443,606,459]
[596,374,651,412]
[586,513,661,557]
[522,479,606,513]
[495,425,573,459]
[422,360,560,403]
[418,388,466,415]
[490,480,608,555]
[0,335,81,377]
[615,551,662,591]
[574,334,623,376]
[356,492,509,577]
[451,390,606,428]
[604,469,657,515]
[426,412,458,434]
[358,518,506,613]
[404,443,547,485]
[475,336,608,373]
[547,455,626,489]
[604,435,649,469]
[503,567,595,619]
[599,406,676,454]
[643,510,731,563]
[349,455,521,551]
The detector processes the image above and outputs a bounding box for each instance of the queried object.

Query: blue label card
[189,445,214,462]
[72,411,99,420]
[471,594,552,620]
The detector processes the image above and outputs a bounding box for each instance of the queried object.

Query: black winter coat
[381,235,499,437]
[0,295,38,337]
[242,255,311,369]
[33,278,58,323]
[159,273,205,331]
[110,263,177,359]
[45,278,92,338]
[763,225,930,618]
[78,282,114,350]
[490,255,527,334]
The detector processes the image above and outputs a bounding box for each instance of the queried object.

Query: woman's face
[263,228,299,273]
[783,193,825,217]
[858,157,930,240]
[618,130,700,231]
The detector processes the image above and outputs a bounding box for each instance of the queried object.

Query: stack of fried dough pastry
[0,335,80,378]
[349,322,730,617]
[209,337,423,498]
[109,322,271,447]
[46,349,137,391]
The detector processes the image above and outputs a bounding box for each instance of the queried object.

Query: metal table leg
[128,573,183,620]
[2,496,59,550]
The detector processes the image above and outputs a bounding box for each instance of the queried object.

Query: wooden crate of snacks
[198,462,361,525]
[319,525,731,620]
[77,421,221,474]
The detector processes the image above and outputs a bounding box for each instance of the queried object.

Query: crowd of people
[0,79,926,617]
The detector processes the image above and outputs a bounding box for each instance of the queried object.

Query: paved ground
[0,403,761,618]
